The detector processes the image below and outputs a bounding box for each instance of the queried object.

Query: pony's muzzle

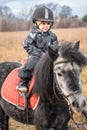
[72,98,86,112]
[72,99,86,108]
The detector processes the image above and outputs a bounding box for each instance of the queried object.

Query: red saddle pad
[1,68,39,110]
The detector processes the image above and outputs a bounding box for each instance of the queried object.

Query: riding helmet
[32,6,54,24]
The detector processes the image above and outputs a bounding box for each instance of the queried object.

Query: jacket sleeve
[51,32,59,46]
[23,32,42,57]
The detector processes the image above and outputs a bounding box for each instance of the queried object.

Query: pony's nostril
[72,101,79,108]
[72,99,86,108]
[82,99,86,107]
[72,101,76,107]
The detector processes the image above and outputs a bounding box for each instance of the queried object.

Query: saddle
[1,60,40,110]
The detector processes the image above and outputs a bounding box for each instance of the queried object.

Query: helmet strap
[35,22,41,29]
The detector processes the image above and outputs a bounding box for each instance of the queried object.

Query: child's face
[36,21,52,32]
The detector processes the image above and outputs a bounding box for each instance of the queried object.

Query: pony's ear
[73,41,80,50]
[48,45,59,61]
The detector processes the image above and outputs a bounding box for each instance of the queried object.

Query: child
[17,6,58,93]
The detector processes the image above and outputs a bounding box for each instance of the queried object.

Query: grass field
[0,27,87,130]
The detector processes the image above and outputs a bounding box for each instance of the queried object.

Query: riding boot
[16,78,29,93]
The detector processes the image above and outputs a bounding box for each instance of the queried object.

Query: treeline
[0,4,87,31]
[0,16,32,31]
[54,15,87,28]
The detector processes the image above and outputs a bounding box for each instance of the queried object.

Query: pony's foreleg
[0,108,9,130]
[34,106,48,130]
[35,124,50,130]
[1,115,9,130]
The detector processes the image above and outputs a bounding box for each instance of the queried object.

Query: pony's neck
[33,53,53,97]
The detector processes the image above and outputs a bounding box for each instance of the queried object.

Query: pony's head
[48,41,87,113]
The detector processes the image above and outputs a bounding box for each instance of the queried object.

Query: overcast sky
[0,0,87,17]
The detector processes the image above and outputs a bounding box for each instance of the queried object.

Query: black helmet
[32,6,54,24]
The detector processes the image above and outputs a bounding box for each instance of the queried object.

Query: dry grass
[0,31,27,62]
[0,27,87,129]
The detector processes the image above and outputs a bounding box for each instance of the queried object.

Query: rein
[53,60,87,128]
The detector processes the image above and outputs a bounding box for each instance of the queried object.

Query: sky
[0,0,87,17]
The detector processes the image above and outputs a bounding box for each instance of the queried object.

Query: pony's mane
[60,41,87,66]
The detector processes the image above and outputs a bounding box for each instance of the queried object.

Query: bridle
[53,60,82,104]
[53,60,87,127]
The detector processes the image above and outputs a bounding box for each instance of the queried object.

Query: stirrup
[16,86,27,93]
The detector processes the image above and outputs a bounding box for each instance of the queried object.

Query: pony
[0,41,87,130]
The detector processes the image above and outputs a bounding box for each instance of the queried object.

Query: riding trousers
[18,56,40,79]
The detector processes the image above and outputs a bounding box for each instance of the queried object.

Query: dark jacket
[23,25,58,57]
[19,25,58,78]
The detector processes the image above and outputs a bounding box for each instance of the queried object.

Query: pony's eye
[58,73,62,76]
